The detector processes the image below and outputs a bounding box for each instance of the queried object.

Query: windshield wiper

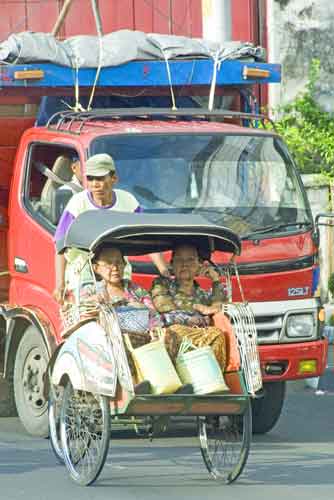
[242,221,312,240]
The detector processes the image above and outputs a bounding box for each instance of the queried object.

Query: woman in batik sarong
[150,243,237,372]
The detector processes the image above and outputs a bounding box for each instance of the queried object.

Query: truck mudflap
[259,338,328,382]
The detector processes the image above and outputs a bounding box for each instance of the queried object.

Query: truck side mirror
[314,212,334,246]
[315,212,334,227]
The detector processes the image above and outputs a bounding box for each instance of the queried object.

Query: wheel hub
[22,347,48,414]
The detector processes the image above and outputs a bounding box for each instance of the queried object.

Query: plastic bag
[116,306,150,334]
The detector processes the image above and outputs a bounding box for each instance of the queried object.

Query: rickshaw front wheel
[48,385,64,464]
[60,382,110,486]
[198,399,252,483]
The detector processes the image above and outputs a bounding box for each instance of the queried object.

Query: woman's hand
[81,292,107,304]
[150,252,171,278]
[94,292,108,304]
[79,299,101,319]
[193,303,221,316]
[198,262,220,282]
[53,286,65,304]
[80,309,99,320]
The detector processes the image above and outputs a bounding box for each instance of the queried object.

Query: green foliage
[272,60,334,175]
[328,272,334,296]
[328,314,334,327]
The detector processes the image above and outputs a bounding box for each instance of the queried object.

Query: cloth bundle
[163,324,226,371]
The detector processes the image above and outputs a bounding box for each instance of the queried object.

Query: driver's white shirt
[66,188,140,217]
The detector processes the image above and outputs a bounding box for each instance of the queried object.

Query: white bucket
[176,346,229,395]
[131,340,182,395]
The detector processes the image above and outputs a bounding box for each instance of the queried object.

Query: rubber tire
[48,387,64,464]
[251,381,286,435]
[0,375,17,417]
[60,383,110,486]
[198,400,252,484]
[14,326,49,437]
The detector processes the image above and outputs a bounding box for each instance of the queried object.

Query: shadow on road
[0,447,55,475]
[0,387,333,488]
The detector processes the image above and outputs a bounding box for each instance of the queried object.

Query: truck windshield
[90,133,312,237]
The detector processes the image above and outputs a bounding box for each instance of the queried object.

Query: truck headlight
[286,314,314,338]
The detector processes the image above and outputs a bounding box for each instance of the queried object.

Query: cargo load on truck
[0,30,266,68]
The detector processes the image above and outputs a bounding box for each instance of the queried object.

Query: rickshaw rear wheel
[48,385,64,464]
[198,399,252,483]
[60,382,110,486]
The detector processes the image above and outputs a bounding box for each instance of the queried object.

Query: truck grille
[253,314,283,344]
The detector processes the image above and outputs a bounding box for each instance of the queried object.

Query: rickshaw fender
[52,350,84,390]
[51,321,117,395]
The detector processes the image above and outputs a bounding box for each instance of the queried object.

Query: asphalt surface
[0,378,334,500]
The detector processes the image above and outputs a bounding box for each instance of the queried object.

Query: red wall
[0,1,267,45]
[0,1,265,55]
[231,0,259,42]
[0,0,203,40]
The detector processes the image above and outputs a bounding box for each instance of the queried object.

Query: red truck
[0,57,328,437]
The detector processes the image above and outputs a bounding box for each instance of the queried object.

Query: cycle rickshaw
[48,211,262,486]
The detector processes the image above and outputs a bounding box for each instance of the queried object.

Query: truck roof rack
[47,107,274,132]
[0,59,281,97]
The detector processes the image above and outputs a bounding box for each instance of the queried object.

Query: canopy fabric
[0,30,265,68]
[58,211,241,257]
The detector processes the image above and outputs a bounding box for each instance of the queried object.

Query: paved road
[0,381,334,500]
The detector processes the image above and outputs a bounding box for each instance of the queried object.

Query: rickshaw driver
[53,153,169,303]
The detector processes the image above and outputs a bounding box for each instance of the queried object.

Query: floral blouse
[150,276,226,327]
[81,279,162,329]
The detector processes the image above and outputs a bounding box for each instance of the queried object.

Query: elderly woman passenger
[81,245,161,329]
[150,243,234,372]
[80,245,202,394]
[151,243,226,322]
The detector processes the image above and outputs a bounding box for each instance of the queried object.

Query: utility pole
[201,0,231,43]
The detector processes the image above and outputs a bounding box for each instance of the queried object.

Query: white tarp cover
[0,30,266,68]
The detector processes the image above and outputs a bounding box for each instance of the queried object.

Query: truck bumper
[259,338,328,382]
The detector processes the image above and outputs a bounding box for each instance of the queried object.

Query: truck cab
[0,58,328,436]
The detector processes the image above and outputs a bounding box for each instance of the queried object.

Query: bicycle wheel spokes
[60,383,110,486]
[198,400,252,483]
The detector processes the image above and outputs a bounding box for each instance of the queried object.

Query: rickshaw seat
[40,155,73,223]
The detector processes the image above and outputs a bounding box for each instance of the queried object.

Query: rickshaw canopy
[58,211,241,257]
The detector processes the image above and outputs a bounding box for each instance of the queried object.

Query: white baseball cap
[86,153,116,177]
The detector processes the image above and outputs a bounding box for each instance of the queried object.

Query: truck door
[8,141,81,334]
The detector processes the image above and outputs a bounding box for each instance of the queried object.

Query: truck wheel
[14,326,49,437]
[251,381,286,435]
[0,375,17,417]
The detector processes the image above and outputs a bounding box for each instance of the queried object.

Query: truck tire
[14,325,49,437]
[251,381,286,435]
[0,375,17,417]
